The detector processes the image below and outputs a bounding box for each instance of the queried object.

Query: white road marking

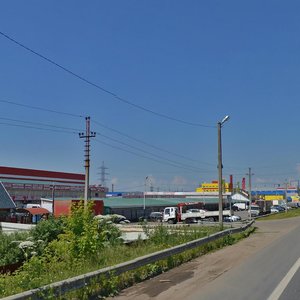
[267,257,300,300]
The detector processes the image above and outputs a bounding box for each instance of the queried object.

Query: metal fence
[3,220,254,300]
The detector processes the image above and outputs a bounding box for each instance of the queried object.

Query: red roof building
[0,166,107,208]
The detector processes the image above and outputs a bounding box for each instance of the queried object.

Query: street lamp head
[221,115,230,125]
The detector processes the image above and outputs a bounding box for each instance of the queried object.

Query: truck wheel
[168,219,174,224]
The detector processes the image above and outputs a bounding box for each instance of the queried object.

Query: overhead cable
[96,131,213,172]
[0,99,83,118]
[0,30,214,128]
[0,116,82,132]
[92,120,215,166]
[0,121,78,134]
[0,98,214,167]
[94,139,214,173]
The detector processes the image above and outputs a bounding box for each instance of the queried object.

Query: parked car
[224,215,241,222]
[148,212,163,222]
[94,214,130,224]
[272,205,285,212]
[271,206,279,213]
[250,205,260,217]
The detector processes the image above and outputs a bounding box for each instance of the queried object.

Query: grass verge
[64,226,255,299]
[0,225,218,298]
[257,209,300,221]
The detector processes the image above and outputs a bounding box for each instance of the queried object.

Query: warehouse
[103,196,231,221]
[0,166,107,209]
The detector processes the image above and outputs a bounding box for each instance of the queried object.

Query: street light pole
[285,180,288,213]
[247,168,254,219]
[218,115,230,228]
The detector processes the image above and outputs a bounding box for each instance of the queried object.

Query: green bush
[0,201,123,297]
[63,201,122,259]
[0,231,30,266]
[0,216,66,267]
[30,216,65,244]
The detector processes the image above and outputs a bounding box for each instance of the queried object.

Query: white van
[232,202,248,211]
[250,205,260,217]
[25,203,41,209]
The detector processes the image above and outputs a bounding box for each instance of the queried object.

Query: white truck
[163,204,231,224]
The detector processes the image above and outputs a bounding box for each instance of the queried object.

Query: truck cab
[163,207,178,224]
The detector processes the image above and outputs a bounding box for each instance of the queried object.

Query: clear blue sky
[1,1,300,191]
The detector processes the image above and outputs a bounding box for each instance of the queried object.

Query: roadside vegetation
[65,227,254,299]
[0,216,65,268]
[257,208,300,221]
[0,203,254,299]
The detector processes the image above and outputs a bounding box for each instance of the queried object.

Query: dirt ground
[109,218,300,300]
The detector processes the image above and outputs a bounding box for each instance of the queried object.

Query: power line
[0,110,214,171]
[0,99,83,118]
[0,116,82,132]
[1,98,216,167]
[0,31,214,128]
[92,120,214,166]
[0,121,78,134]
[96,131,213,173]
[94,139,213,173]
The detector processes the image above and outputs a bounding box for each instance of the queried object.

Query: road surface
[111,216,300,300]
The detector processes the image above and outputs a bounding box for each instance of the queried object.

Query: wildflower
[19,241,34,249]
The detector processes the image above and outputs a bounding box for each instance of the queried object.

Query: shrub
[63,201,122,259]
[30,216,65,244]
[0,232,30,266]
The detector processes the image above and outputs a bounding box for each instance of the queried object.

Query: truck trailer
[163,202,231,224]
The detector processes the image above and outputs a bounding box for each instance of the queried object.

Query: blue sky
[1,1,300,191]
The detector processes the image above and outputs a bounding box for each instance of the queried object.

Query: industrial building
[0,166,107,209]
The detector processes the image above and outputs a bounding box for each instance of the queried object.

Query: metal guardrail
[3,220,255,300]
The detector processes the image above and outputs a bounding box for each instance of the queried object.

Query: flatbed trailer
[163,203,231,224]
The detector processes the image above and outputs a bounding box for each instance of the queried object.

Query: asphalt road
[111,216,300,300]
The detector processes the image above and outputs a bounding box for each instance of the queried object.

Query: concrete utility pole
[247,168,254,219]
[217,115,230,228]
[79,116,96,206]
